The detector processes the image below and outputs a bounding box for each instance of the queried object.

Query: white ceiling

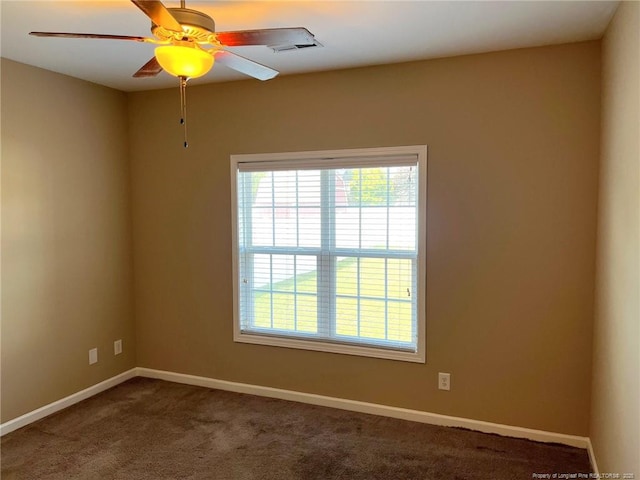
[0,1,619,92]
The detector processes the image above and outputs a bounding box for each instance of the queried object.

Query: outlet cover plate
[89,348,98,365]
[438,372,451,391]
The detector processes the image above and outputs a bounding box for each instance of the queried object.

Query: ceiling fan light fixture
[29,0,316,147]
[154,44,213,78]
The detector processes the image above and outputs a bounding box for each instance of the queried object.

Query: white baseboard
[136,367,590,449]
[0,368,137,436]
[0,365,595,469]
[586,438,600,474]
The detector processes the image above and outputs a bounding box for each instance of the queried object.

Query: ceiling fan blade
[215,51,278,81]
[216,28,315,47]
[30,32,150,42]
[131,0,182,32]
[133,57,163,77]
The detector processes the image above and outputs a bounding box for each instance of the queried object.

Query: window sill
[234,330,425,363]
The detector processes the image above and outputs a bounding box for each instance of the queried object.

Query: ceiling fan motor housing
[151,8,216,42]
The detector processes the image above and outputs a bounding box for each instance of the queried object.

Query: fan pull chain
[179,76,188,148]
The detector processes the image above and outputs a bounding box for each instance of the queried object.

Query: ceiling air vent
[270,39,323,53]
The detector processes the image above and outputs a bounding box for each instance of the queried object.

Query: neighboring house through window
[231,145,427,362]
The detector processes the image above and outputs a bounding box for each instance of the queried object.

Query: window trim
[230,145,427,363]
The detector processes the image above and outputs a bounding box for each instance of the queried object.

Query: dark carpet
[1,377,591,479]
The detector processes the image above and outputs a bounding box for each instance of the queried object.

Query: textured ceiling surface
[0,1,619,92]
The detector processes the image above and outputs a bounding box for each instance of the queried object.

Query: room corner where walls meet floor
[0,367,599,474]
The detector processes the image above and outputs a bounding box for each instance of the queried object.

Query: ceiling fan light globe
[154,45,214,78]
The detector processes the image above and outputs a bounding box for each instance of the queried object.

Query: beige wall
[129,41,600,436]
[1,59,136,422]
[591,1,640,473]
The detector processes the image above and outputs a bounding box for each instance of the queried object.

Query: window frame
[230,145,427,363]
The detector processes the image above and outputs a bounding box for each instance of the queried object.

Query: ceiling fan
[30,0,317,147]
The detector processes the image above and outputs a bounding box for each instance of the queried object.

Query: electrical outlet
[438,372,451,391]
[89,348,98,365]
[114,339,122,355]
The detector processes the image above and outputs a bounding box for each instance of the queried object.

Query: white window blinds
[232,147,426,362]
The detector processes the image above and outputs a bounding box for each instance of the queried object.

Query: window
[231,146,427,362]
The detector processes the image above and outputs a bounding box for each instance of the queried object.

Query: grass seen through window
[254,256,413,343]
